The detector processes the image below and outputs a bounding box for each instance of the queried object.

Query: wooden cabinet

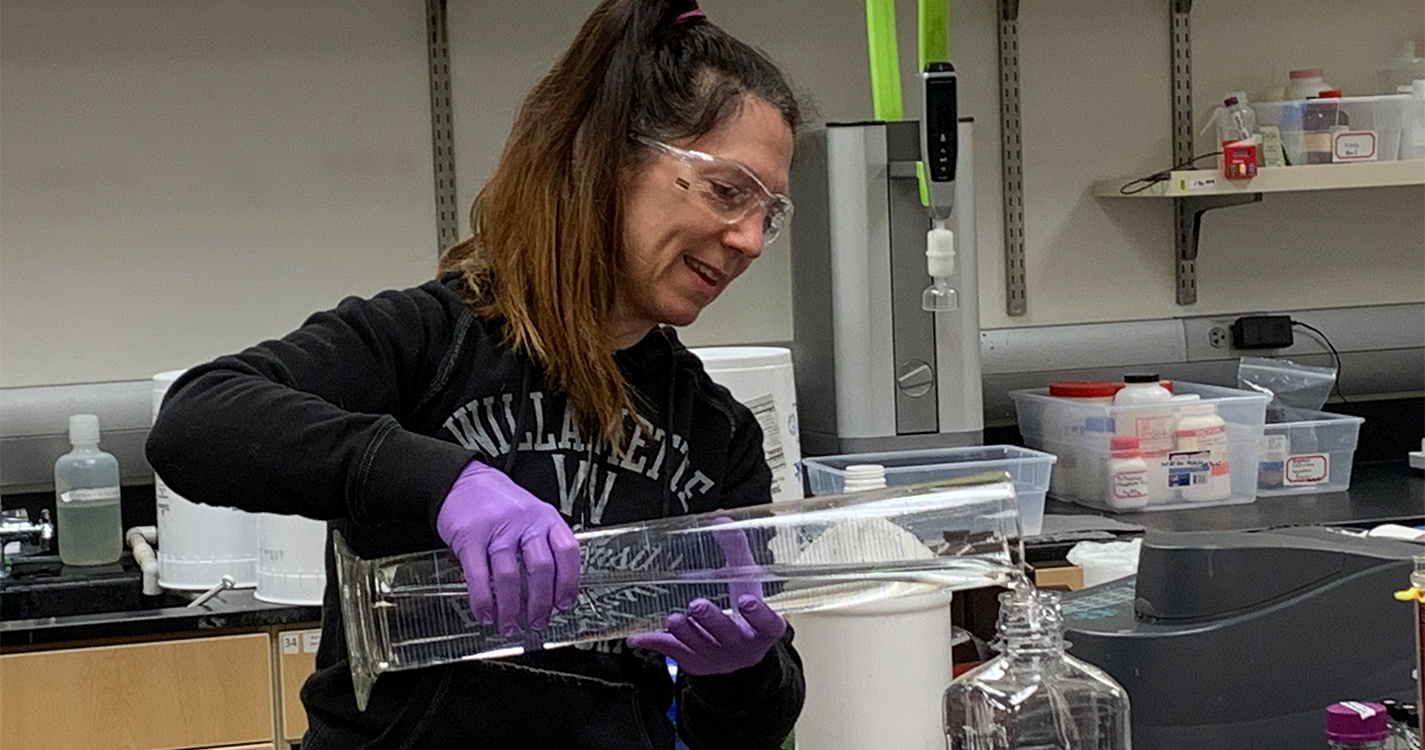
[275,628,321,743]
[0,633,274,750]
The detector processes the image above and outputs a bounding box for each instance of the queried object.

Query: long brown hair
[438,0,800,445]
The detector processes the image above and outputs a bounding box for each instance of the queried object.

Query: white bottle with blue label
[55,414,123,566]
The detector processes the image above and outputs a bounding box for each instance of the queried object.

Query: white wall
[3,0,1422,387]
[0,0,437,388]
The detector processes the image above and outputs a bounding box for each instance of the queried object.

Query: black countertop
[1,579,320,648]
[1043,461,1424,533]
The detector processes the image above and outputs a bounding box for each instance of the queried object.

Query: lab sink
[0,555,192,621]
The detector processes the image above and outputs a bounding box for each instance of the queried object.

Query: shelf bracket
[426,0,460,256]
[997,0,1026,316]
[1175,192,1261,304]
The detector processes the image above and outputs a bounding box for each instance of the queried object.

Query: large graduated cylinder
[944,589,1132,749]
[336,472,1027,710]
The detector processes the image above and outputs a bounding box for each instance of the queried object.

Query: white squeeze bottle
[55,414,123,566]
[1176,403,1231,502]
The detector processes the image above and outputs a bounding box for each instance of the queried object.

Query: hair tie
[672,9,706,25]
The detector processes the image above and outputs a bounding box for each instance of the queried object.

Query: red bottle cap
[1316,89,1343,98]
[1049,381,1123,398]
[1290,68,1323,79]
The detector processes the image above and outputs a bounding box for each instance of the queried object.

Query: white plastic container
[1254,94,1411,164]
[54,414,123,566]
[255,513,327,605]
[1285,68,1333,101]
[1113,374,1176,460]
[1175,403,1231,502]
[801,445,1056,537]
[791,591,954,750]
[152,369,258,590]
[689,347,803,503]
[1013,382,1270,513]
[1256,407,1364,496]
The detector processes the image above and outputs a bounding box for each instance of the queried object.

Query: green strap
[865,0,902,122]
[918,0,949,70]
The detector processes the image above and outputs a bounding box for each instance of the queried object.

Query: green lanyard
[866,0,950,205]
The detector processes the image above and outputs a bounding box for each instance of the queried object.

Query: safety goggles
[633,135,794,246]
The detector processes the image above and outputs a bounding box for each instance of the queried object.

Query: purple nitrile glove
[626,522,787,675]
[436,460,581,638]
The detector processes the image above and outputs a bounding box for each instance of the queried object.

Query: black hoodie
[146,275,805,750]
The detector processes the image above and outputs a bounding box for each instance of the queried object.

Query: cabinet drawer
[0,633,274,750]
[277,628,321,741]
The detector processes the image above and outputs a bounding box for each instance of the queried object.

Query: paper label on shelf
[59,487,121,504]
[1332,130,1378,162]
[282,633,300,655]
[1179,176,1219,191]
[1284,453,1329,485]
[303,631,321,653]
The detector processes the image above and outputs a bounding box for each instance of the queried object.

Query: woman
[146,0,805,748]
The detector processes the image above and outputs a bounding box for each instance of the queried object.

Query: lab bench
[0,582,320,750]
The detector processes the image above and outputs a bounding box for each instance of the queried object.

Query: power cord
[1118,151,1224,195]
[1290,320,1349,404]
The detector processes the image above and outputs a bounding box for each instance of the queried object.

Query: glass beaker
[337,471,1027,709]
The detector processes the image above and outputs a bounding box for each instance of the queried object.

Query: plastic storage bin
[1254,94,1411,164]
[1256,407,1364,496]
[1011,382,1270,513]
[801,445,1056,537]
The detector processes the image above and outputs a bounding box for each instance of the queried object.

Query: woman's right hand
[436,460,581,637]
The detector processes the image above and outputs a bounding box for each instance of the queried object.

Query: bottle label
[59,487,121,504]
[1111,470,1149,499]
[1132,415,1175,453]
[1166,451,1212,487]
[1284,453,1329,485]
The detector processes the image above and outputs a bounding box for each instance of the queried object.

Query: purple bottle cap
[1325,702,1389,742]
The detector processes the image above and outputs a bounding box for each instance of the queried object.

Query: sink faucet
[0,508,56,579]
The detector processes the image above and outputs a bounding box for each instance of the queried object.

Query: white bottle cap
[69,414,101,445]
[842,464,888,492]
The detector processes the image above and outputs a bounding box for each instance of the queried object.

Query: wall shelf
[1094,160,1425,199]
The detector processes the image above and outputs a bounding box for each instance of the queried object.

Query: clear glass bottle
[54,414,123,566]
[944,588,1132,749]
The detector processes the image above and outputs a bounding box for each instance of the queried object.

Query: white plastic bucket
[255,513,327,605]
[152,369,258,590]
[689,347,803,503]
[790,592,955,750]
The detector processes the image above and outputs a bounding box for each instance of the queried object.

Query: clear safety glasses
[633,135,794,246]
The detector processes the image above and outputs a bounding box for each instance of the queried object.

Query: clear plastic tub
[336,473,1027,710]
[1254,94,1410,164]
[1011,382,1270,513]
[1256,407,1363,496]
[801,445,1056,537]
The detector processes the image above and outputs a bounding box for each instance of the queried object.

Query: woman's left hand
[626,594,786,675]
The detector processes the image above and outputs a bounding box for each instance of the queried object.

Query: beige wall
[0,0,437,388]
[2,0,1422,387]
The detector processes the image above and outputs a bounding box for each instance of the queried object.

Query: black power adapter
[1231,315,1295,349]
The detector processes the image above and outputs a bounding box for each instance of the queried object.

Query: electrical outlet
[1209,326,1230,349]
